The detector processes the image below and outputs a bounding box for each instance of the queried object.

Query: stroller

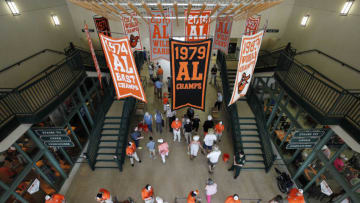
[275,168,294,193]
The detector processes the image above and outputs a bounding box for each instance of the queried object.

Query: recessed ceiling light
[5,0,20,16]
[340,0,354,16]
[301,15,309,27]
[51,15,60,26]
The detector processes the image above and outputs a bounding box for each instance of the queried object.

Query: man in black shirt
[210,65,217,86]
[183,119,193,144]
[187,107,194,120]
[203,115,214,134]
[192,115,200,132]
[228,151,246,179]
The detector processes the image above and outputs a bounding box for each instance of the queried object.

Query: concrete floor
[65,62,283,203]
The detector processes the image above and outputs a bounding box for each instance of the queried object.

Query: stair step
[101,136,118,141]
[95,161,118,168]
[246,153,264,156]
[243,147,262,150]
[239,123,257,125]
[103,122,121,125]
[242,167,266,170]
[97,152,117,155]
[102,128,121,130]
[100,140,118,143]
[101,134,119,136]
[242,140,261,144]
[94,166,119,169]
[105,116,122,119]
[247,160,264,163]
[238,117,255,120]
[240,129,258,131]
[241,134,259,137]
[98,146,117,149]
[96,159,117,162]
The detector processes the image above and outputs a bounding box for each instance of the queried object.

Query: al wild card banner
[170,38,212,111]
[121,12,143,51]
[93,16,111,37]
[99,34,147,102]
[213,16,233,54]
[229,30,264,106]
[185,9,211,41]
[245,16,261,35]
[149,9,173,61]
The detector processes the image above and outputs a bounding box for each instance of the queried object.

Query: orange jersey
[163,97,169,105]
[215,123,224,134]
[98,188,111,200]
[187,192,196,203]
[157,68,164,75]
[225,196,241,203]
[45,194,65,203]
[288,188,305,203]
[141,188,154,200]
[171,120,182,130]
[126,143,136,155]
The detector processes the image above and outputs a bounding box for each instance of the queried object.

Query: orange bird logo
[129,34,139,48]
[238,73,251,94]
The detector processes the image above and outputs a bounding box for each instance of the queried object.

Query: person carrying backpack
[154,110,163,134]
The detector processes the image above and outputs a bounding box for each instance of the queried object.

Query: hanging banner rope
[185,9,211,41]
[121,12,143,51]
[99,34,147,102]
[93,16,111,37]
[229,30,264,106]
[84,23,103,89]
[213,16,233,54]
[170,38,212,111]
[149,9,173,61]
[245,16,261,35]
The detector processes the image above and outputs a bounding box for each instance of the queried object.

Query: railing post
[266,89,285,129]
[76,88,94,127]
[327,90,345,117]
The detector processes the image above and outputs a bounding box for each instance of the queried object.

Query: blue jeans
[147,123,153,132]
[156,122,162,133]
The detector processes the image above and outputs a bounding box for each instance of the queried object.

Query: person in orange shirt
[126,141,141,167]
[96,188,113,203]
[45,193,66,203]
[225,194,241,203]
[157,66,164,81]
[163,95,169,112]
[141,184,154,203]
[187,190,199,203]
[287,188,305,203]
[215,121,225,142]
[171,118,182,142]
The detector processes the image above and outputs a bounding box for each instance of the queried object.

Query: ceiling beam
[128,1,148,24]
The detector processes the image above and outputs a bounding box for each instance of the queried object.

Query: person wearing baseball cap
[96,188,113,203]
[225,194,241,203]
[187,190,200,203]
[142,184,154,203]
[158,139,169,164]
[171,118,182,142]
[214,121,224,142]
[188,135,203,160]
[45,193,66,203]
[126,141,141,167]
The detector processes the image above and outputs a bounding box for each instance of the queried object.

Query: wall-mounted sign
[170,38,212,111]
[34,128,74,148]
[289,137,319,144]
[293,129,325,138]
[185,9,211,41]
[286,129,324,149]
[266,29,279,33]
[286,143,316,149]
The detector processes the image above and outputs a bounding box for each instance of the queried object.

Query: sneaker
[131,164,134,167]
[138,147,143,150]
[139,160,142,163]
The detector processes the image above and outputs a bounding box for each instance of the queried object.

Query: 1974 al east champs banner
[122,12,143,51]
[185,9,211,41]
[229,30,264,106]
[149,9,173,61]
[99,33,147,102]
[213,16,233,54]
[170,38,212,111]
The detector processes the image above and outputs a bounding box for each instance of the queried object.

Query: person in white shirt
[165,104,176,131]
[214,91,223,111]
[188,135,203,160]
[207,146,221,173]
[203,129,217,153]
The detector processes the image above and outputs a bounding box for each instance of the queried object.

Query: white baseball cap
[45,195,51,200]
[208,115,212,120]
[158,139,164,143]
[298,189,303,194]
[233,195,239,200]
[193,136,199,141]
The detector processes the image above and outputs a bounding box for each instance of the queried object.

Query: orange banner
[84,24,102,88]
[185,10,211,41]
[99,34,147,102]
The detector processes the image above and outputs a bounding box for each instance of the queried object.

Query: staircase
[95,115,122,169]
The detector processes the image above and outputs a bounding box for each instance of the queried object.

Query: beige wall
[0,0,79,88]
[277,0,360,89]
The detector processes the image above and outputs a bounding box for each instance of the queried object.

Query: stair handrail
[0,49,65,74]
[296,49,360,74]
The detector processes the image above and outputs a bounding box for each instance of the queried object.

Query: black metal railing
[247,86,275,172]
[0,50,85,128]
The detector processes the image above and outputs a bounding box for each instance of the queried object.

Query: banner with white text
[170,38,212,111]
[99,34,147,102]
[213,17,233,54]
[121,12,143,51]
[93,16,111,37]
[229,31,264,106]
[245,16,261,35]
[149,9,173,61]
[85,24,103,88]
[185,10,211,41]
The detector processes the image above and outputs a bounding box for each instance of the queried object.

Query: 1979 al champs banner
[122,12,143,51]
[229,31,264,106]
[99,33,147,102]
[185,9,211,41]
[170,38,212,111]
[213,16,233,54]
[149,9,173,61]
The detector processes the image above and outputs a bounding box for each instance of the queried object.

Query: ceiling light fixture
[5,0,20,16]
[51,15,60,26]
[340,0,354,16]
[300,15,309,26]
